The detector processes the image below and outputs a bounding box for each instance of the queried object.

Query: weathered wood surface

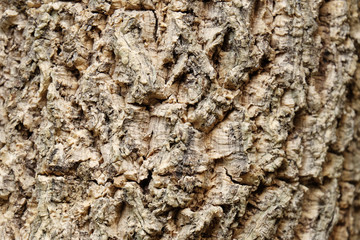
[1,0,360,239]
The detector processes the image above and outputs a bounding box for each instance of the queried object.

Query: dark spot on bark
[104,114,110,123]
[54,24,62,33]
[57,47,62,55]
[15,122,33,139]
[71,68,80,79]
[222,28,234,52]
[139,171,152,193]
[175,170,183,179]
[260,55,270,68]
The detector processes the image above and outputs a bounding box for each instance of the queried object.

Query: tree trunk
[1,0,360,239]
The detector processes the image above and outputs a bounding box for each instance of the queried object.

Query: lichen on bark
[1,0,360,239]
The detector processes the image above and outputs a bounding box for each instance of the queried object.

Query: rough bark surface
[1,0,360,239]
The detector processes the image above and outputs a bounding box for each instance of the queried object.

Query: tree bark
[1,0,360,239]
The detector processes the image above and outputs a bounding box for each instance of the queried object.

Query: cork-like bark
[1,0,360,239]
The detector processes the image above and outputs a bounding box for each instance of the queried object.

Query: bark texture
[1,0,360,239]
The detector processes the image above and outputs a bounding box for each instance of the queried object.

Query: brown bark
[0,0,360,239]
